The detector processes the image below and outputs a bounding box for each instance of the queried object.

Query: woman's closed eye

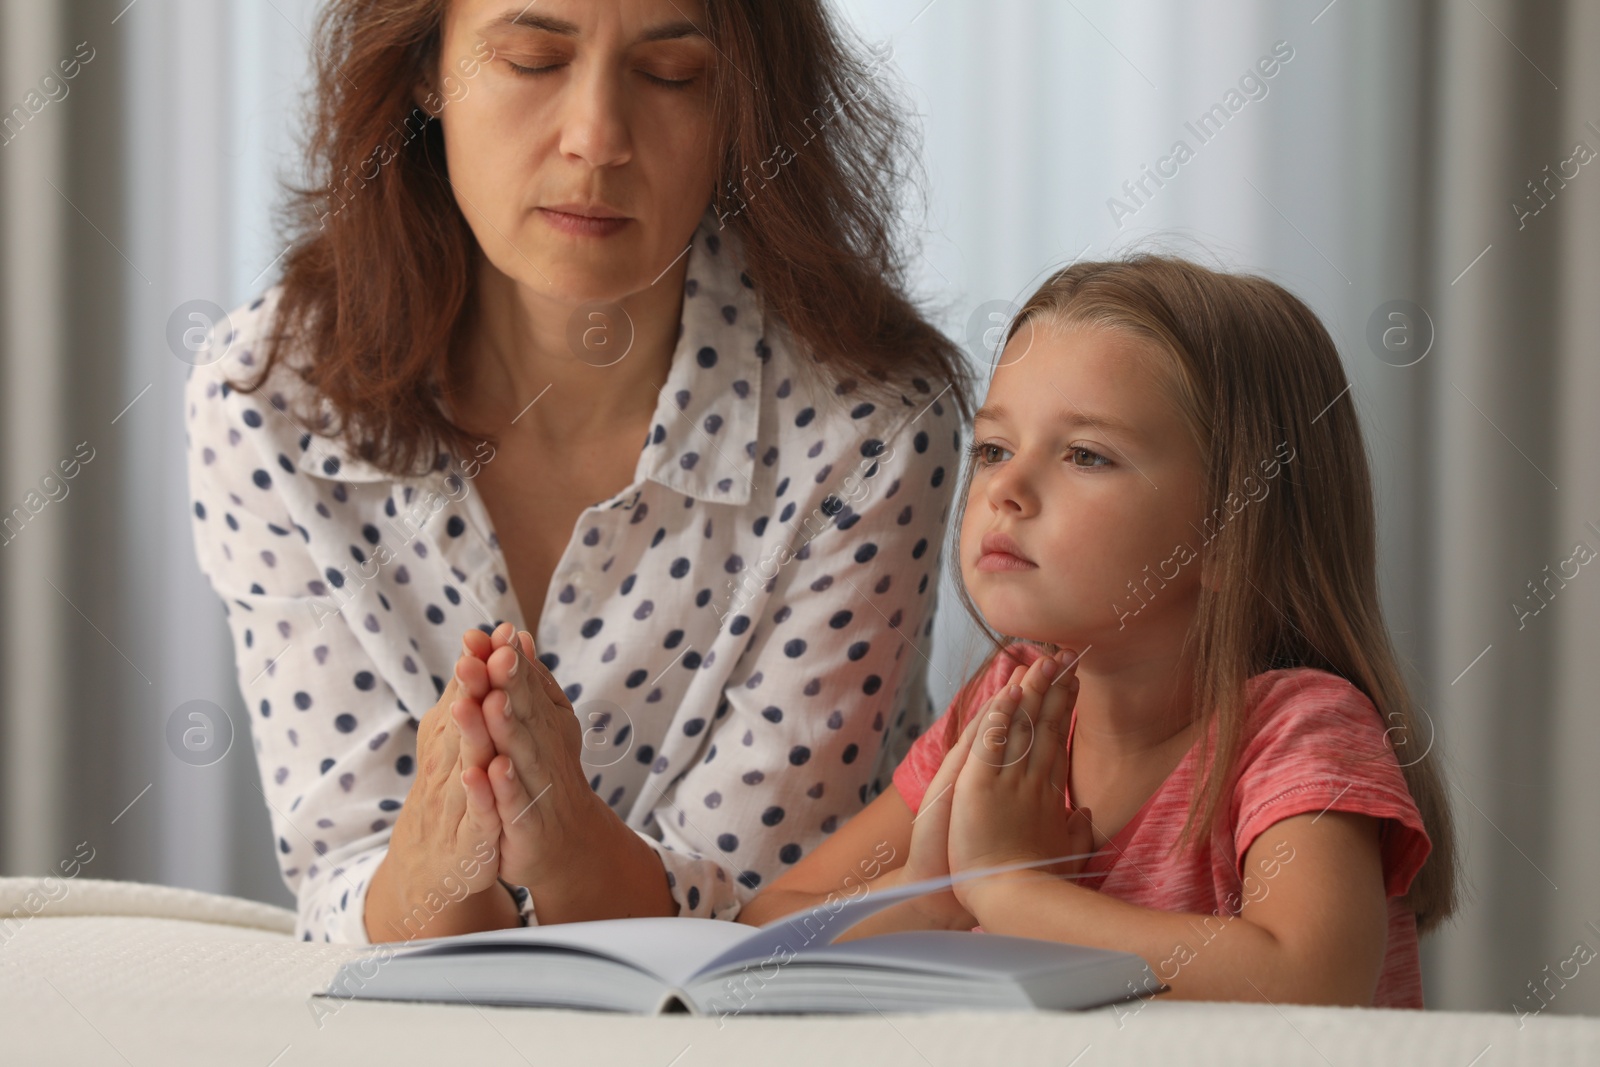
[505,57,566,77]
[502,57,703,89]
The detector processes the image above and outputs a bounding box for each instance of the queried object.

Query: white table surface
[1,876,1595,1066]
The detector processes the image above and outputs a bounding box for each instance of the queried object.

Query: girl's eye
[965,441,1011,466]
[1069,447,1110,468]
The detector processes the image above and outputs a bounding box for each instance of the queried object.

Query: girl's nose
[985,460,1038,516]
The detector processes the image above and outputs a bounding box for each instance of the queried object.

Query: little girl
[740,255,1457,1009]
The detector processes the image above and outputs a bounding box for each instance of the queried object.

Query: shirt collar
[298,213,768,503]
[294,418,396,482]
[634,215,766,506]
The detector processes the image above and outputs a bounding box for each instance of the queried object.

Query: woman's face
[959,320,1211,652]
[431,0,720,305]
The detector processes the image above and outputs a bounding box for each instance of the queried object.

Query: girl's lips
[975,551,1038,572]
[537,207,632,238]
[976,530,1034,571]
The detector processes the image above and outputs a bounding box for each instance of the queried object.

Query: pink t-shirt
[893,643,1433,1008]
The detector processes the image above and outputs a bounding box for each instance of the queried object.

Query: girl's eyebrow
[974,402,1143,441]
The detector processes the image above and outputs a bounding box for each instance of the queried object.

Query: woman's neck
[452,255,689,443]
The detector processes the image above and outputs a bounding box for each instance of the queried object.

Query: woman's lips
[537,206,632,238]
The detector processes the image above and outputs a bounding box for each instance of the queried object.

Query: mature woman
[185,0,968,942]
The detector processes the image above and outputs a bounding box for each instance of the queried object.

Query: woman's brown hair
[942,254,1458,935]
[230,0,970,476]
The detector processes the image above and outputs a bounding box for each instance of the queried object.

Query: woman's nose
[558,67,634,168]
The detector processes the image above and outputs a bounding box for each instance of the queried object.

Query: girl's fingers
[1047,744,1070,800]
[1001,655,1052,769]
[1027,651,1079,779]
[971,685,1020,772]
[919,696,991,832]
[1069,806,1096,856]
[926,701,984,805]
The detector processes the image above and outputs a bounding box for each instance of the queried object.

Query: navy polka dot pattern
[184,216,961,943]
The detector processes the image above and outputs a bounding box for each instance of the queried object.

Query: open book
[318,859,1163,1016]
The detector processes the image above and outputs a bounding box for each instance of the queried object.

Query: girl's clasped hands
[901,650,1098,930]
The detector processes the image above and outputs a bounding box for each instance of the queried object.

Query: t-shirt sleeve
[892,644,1045,814]
[1231,670,1433,899]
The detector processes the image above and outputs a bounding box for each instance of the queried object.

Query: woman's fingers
[520,633,575,713]
[481,685,547,791]
[462,627,495,662]
[425,677,464,771]
[486,631,574,726]
[484,639,538,726]
[488,751,543,835]
[489,621,516,649]
[460,763,502,839]
[451,694,496,772]
[454,648,492,701]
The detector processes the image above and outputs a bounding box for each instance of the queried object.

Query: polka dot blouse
[184,218,964,942]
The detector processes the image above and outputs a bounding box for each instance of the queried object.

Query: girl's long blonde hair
[943,255,1457,935]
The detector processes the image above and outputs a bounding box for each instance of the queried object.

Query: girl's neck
[1064,633,1199,767]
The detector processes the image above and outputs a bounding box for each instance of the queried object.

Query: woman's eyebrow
[479,11,705,43]
[481,11,579,36]
[639,20,705,43]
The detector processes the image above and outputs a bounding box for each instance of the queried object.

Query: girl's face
[960,319,1212,651]
[433,0,720,305]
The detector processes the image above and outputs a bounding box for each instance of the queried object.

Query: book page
[694,850,1104,979]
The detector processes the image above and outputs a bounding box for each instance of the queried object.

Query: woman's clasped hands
[445,622,600,894]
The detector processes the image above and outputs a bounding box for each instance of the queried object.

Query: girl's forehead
[985,322,1169,419]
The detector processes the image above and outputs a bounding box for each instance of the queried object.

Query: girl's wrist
[954,866,1053,917]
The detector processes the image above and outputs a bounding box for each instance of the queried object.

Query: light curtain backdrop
[1,0,1595,1015]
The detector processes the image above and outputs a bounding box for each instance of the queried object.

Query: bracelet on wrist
[498,878,535,927]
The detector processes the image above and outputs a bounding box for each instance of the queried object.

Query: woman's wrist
[364,847,520,942]
[518,794,676,923]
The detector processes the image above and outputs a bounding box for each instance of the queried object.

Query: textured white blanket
[0,874,295,933]
[1,876,1596,1066]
